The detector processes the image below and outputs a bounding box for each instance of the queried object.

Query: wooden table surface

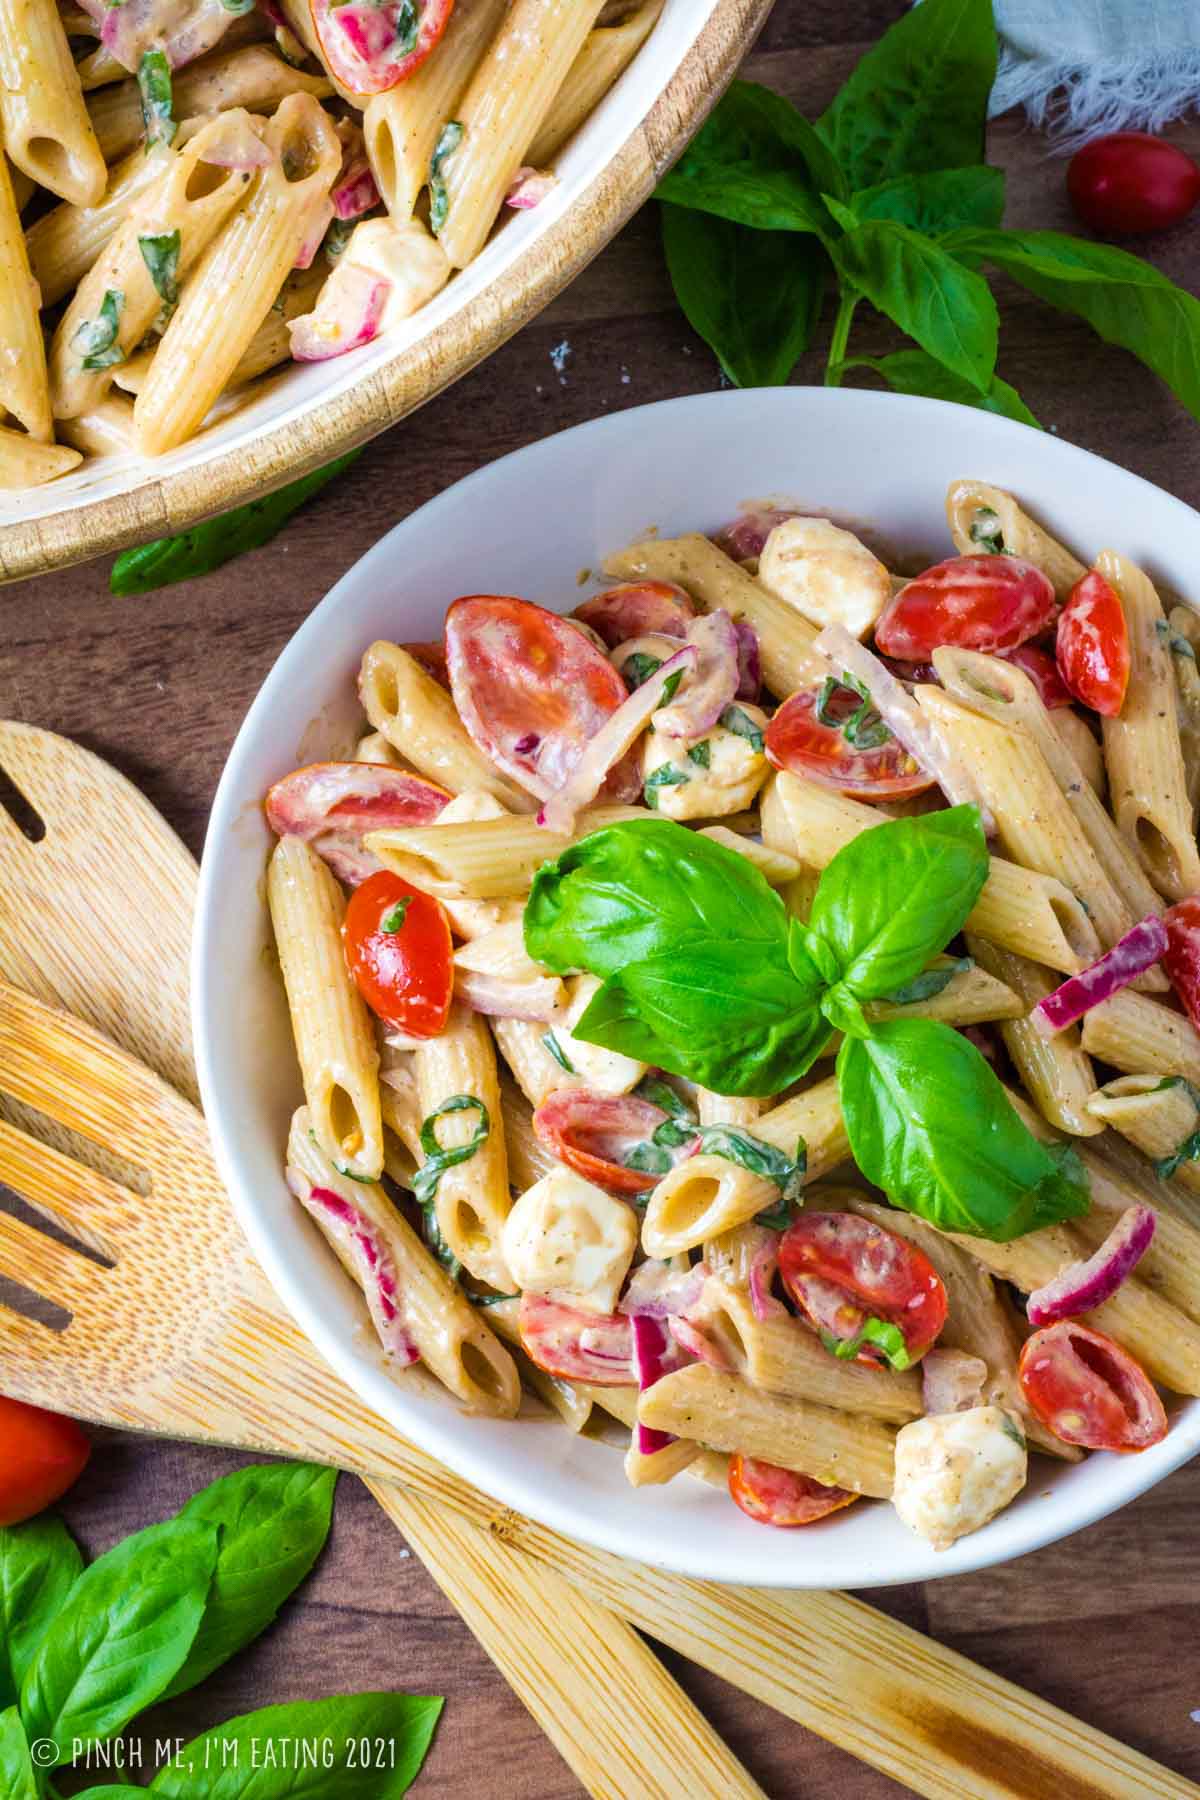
[4,3,1200,1795]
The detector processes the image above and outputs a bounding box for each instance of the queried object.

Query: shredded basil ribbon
[138,47,176,148]
[381,896,412,933]
[687,739,711,768]
[815,671,890,751]
[473,1291,518,1308]
[393,0,420,54]
[719,703,765,752]
[969,507,1005,553]
[542,1029,576,1073]
[623,1079,806,1224]
[881,956,973,1006]
[429,120,463,233]
[139,229,180,328]
[622,651,663,690]
[644,764,690,808]
[72,289,125,371]
[820,1314,911,1371]
[1152,1076,1200,1179]
[412,1095,490,1206]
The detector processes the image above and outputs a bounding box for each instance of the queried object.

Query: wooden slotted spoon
[0,720,1195,1800]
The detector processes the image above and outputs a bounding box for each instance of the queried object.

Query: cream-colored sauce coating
[641,707,768,821]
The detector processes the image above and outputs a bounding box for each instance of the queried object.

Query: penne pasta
[1086,1075,1200,1202]
[1080,987,1200,1087]
[55,394,135,457]
[528,0,663,164]
[483,1296,593,1431]
[368,804,646,898]
[944,480,1087,599]
[1166,603,1200,812]
[27,141,176,308]
[0,0,106,205]
[0,155,52,443]
[87,45,332,162]
[413,1001,513,1291]
[0,427,81,487]
[1053,707,1106,798]
[965,936,1101,1137]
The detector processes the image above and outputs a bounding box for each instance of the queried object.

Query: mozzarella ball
[501,1167,637,1313]
[641,707,769,821]
[758,516,892,639]
[552,974,646,1095]
[892,1405,1028,1551]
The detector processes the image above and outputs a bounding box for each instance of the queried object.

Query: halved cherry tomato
[1068,132,1200,237]
[403,641,450,690]
[266,762,450,888]
[1055,570,1130,717]
[1018,1321,1167,1451]
[0,1397,90,1526]
[309,0,454,98]
[533,1090,692,1195]
[779,1212,947,1369]
[728,1453,858,1527]
[764,685,935,800]
[445,595,640,801]
[343,871,452,1037]
[713,508,800,562]
[1162,897,1200,1032]
[518,1293,633,1385]
[875,555,1056,661]
[999,644,1072,709]
[574,581,695,648]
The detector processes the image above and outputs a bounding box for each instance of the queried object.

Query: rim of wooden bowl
[0,0,773,585]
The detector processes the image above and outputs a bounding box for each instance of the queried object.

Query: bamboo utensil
[0,720,1196,1800]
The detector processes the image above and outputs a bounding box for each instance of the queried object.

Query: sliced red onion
[289,263,390,362]
[294,197,335,271]
[1026,1203,1156,1327]
[300,1183,420,1365]
[668,1312,731,1370]
[747,1232,785,1321]
[653,611,740,742]
[454,968,562,1022]
[506,166,557,210]
[333,156,381,222]
[619,1259,707,1321]
[537,644,696,833]
[813,624,996,832]
[734,620,762,701]
[921,1347,987,1414]
[714,507,800,562]
[197,110,272,171]
[1032,915,1168,1037]
[630,1313,690,1456]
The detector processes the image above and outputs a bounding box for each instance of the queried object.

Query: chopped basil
[72,288,124,371]
[634,1076,696,1122]
[622,1139,674,1176]
[332,1159,374,1184]
[969,506,1005,553]
[815,671,890,751]
[473,1291,518,1308]
[659,669,684,704]
[653,1117,696,1149]
[421,1206,462,1279]
[138,47,176,148]
[999,1413,1026,1448]
[219,0,256,12]
[820,1314,911,1371]
[138,229,180,328]
[381,897,412,933]
[1152,1075,1200,1178]
[325,217,356,263]
[881,956,973,1006]
[622,651,663,691]
[644,764,690,808]
[429,120,463,233]
[542,1029,576,1073]
[412,1094,489,1206]
[687,739,712,768]
[719,703,765,754]
[393,0,419,54]
[1155,617,1196,660]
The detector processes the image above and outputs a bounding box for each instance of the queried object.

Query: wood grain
[3,2,1200,1795]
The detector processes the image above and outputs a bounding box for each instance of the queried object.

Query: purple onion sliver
[733,619,762,702]
[634,1422,676,1458]
[1032,914,1169,1036]
[514,731,540,754]
[1026,1203,1157,1327]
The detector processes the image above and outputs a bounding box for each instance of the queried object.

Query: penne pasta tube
[27,141,176,307]
[696,1090,766,1129]
[965,936,1101,1136]
[363,0,509,220]
[434,0,605,270]
[51,116,254,419]
[1070,1141,1200,1326]
[499,1072,560,1189]
[944,480,1087,599]
[697,826,800,885]
[287,1110,520,1417]
[603,534,825,699]
[359,641,535,811]
[87,45,332,162]
[1086,1075,1200,1201]
[483,1296,593,1432]
[0,427,81,487]
[412,1001,513,1291]
[623,1432,703,1488]
[490,1016,567,1110]
[0,0,106,205]
[75,41,129,91]
[55,394,135,457]
[367,805,647,899]
[1166,604,1200,812]
[267,835,384,1181]
[1098,550,1200,900]
[576,1384,732,1488]
[1080,987,1200,1087]
[528,0,663,164]
[638,1363,897,1498]
[865,955,1024,1027]
[770,771,1102,974]
[1053,707,1106,798]
[9,163,33,213]
[0,155,51,443]
[134,93,341,456]
[117,258,330,395]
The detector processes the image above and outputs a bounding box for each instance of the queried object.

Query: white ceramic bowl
[194,387,1200,1587]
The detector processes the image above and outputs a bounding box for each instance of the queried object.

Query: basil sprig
[653,0,1200,427]
[526,813,1089,1240]
[821,1315,911,1371]
[412,1095,489,1206]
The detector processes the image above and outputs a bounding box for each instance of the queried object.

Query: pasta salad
[265,478,1200,1549]
[1,0,660,487]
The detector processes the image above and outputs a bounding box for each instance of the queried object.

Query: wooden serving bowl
[0,0,770,584]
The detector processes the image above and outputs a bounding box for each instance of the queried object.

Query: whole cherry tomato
[1162,896,1200,1032]
[779,1212,947,1370]
[0,1397,90,1525]
[532,1089,692,1196]
[518,1293,633,1385]
[764,684,935,801]
[875,555,1056,660]
[1054,569,1130,717]
[574,581,696,648]
[1068,132,1200,236]
[342,872,452,1038]
[309,0,455,97]
[1018,1322,1166,1451]
[728,1454,858,1527]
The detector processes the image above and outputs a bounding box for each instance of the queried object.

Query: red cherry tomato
[1068,132,1200,237]
[342,872,452,1038]
[445,594,641,801]
[403,641,450,690]
[713,508,801,562]
[998,644,1072,709]
[533,1090,691,1196]
[875,555,1056,661]
[266,762,450,887]
[518,1293,633,1385]
[0,1397,90,1526]
[309,0,454,97]
[1054,570,1130,717]
[764,685,935,800]
[778,1212,947,1369]
[574,581,696,648]
[1162,896,1200,1032]
[728,1454,858,1527]
[1018,1321,1167,1451]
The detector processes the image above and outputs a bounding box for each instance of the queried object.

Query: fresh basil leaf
[0,1517,83,1708]
[74,1790,147,1799]
[821,193,859,234]
[805,806,988,1001]
[623,1139,674,1176]
[687,739,711,768]
[842,349,1040,427]
[541,1029,575,1073]
[719,703,766,752]
[820,1315,911,1371]
[20,1519,218,1763]
[429,119,463,233]
[952,227,1200,423]
[695,1125,806,1202]
[110,451,361,594]
[149,1692,443,1798]
[139,229,180,324]
[621,650,664,690]
[0,1708,36,1800]
[819,983,871,1039]
[818,0,997,189]
[633,1076,696,1122]
[72,288,124,371]
[164,1463,337,1699]
[644,763,690,807]
[656,83,832,233]
[138,47,176,147]
[837,1018,1090,1240]
[525,818,792,979]
[1155,1127,1200,1181]
[832,221,998,394]
[851,165,1005,237]
[652,1117,696,1149]
[393,0,418,52]
[660,203,827,388]
[881,955,974,1006]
